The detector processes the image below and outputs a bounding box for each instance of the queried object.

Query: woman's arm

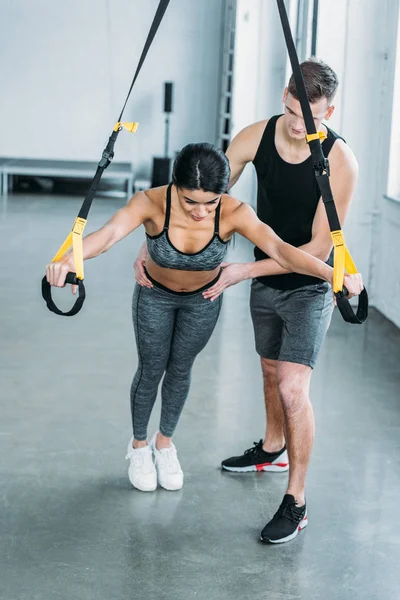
[203,199,363,301]
[46,191,153,287]
[232,203,333,283]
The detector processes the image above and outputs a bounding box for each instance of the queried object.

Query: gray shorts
[250,279,334,369]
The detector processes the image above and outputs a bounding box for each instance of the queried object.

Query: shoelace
[244,440,264,457]
[125,447,154,474]
[276,501,305,524]
[156,447,180,474]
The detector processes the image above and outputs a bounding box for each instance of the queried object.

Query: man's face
[282,89,335,140]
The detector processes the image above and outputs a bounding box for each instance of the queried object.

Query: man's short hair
[288,58,339,104]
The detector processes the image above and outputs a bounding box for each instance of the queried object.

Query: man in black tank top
[216,59,359,543]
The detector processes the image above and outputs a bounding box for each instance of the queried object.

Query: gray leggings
[130,282,222,440]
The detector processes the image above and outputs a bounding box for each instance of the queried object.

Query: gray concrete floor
[1,193,400,600]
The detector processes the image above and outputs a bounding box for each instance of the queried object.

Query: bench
[0,158,135,201]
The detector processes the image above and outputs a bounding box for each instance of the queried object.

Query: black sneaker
[221,440,289,473]
[260,494,308,544]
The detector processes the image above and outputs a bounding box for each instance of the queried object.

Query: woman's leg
[130,285,176,442]
[159,294,222,441]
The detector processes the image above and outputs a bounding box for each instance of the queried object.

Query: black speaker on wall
[151,82,174,187]
[164,81,173,113]
[151,157,171,188]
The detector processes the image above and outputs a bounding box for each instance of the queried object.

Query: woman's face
[177,187,221,222]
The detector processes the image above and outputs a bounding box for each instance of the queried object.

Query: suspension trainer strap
[42,0,170,316]
[276,0,368,324]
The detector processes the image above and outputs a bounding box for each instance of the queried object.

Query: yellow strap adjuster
[306,131,327,144]
[113,121,139,133]
[52,217,87,281]
[330,229,359,293]
[49,122,138,283]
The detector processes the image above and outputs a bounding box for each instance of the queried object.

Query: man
[133,58,359,544]
[202,58,359,544]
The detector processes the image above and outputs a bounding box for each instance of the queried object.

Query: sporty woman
[46,143,363,493]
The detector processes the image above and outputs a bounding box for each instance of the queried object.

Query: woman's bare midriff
[145,256,220,292]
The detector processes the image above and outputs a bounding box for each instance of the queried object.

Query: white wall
[0,0,224,178]
[317,0,400,327]
[229,0,291,204]
[374,4,400,327]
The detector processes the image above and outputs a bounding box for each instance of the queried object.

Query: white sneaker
[150,433,184,491]
[125,438,157,492]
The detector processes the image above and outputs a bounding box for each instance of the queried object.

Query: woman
[46,143,363,493]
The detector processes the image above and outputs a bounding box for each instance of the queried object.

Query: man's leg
[252,281,286,454]
[221,281,289,472]
[261,357,285,453]
[276,361,313,506]
[260,282,333,543]
[261,358,314,505]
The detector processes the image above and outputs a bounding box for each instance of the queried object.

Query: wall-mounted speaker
[164,82,173,113]
[151,157,171,188]
[151,82,174,186]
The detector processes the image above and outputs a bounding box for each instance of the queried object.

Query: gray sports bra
[146,183,229,271]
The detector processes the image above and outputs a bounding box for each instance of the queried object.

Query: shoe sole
[260,515,308,544]
[222,462,289,473]
[158,481,183,491]
[130,483,157,492]
[128,471,157,492]
[157,471,184,491]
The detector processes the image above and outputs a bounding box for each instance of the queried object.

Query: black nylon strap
[315,172,341,231]
[277,0,318,136]
[276,0,368,325]
[118,0,170,123]
[44,0,170,317]
[78,165,107,221]
[78,0,170,222]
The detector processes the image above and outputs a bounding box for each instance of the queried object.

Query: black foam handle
[65,272,79,285]
[335,287,368,325]
[41,273,86,317]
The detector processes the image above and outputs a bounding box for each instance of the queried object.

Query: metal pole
[295,0,310,62]
[311,0,319,56]
[164,113,170,158]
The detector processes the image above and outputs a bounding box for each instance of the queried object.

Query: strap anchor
[330,230,345,248]
[98,148,115,169]
[313,158,330,177]
[306,131,327,143]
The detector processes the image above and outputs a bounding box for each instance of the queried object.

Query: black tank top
[253,114,344,289]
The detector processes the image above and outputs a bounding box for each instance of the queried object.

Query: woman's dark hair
[172,142,230,194]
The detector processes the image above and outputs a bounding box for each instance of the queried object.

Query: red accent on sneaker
[255,461,289,471]
[298,515,308,530]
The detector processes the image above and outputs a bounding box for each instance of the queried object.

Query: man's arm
[226,121,267,189]
[229,203,335,284]
[203,140,359,300]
